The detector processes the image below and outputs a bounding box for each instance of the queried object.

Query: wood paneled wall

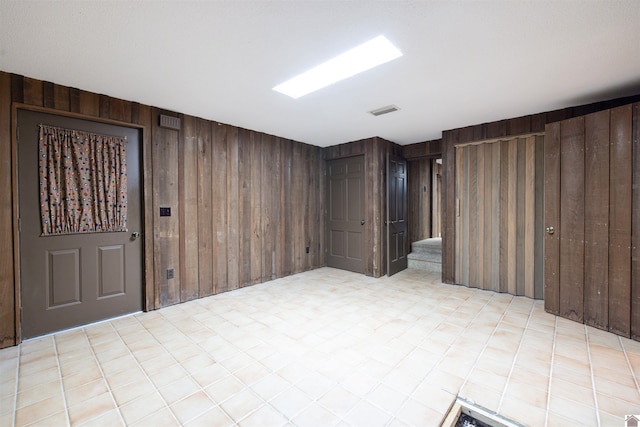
[455,136,544,299]
[0,71,325,348]
[440,94,640,285]
[323,137,403,278]
[407,159,433,243]
[545,104,640,338]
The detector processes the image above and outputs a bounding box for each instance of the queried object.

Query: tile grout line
[619,336,640,394]
[107,318,181,426]
[458,293,516,392]
[11,347,20,427]
[585,325,601,427]
[154,305,264,424]
[52,335,71,427]
[388,288,506,423]
[81,327,129,426]
[496,300,536,414]
[543,315,559,427]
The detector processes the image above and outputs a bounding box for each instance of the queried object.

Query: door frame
[11,103,152,344]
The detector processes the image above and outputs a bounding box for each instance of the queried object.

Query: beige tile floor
[2,267,640,426]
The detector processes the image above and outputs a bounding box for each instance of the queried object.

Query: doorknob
[545,226,555,235]
[130,231,141,241]
[361,220,365,225]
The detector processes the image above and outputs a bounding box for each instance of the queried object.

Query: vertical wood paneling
[23,77,43,106]
[180,115,200,301]
[609,105,632,337]
[632,103,640,340]
[524,137,535,298]
[468,146,478,288]
[490,142,501,292]
[226,126,240,290]
[196,119,213,297]
[559,117,585,322]
[507,139,518,296]
[544,123,561,314]
[0,72,15,347]
[499,140,510,294]
[212,124,228,292]
[53,85,70,111]
[442,130,457,284]
[476,145,484,290]
[407,158,433,244]
[483,144,494,290]
[250,132,263,285]
[455,147,462,284]
[153,111,181,307]
[584,110,610,330]
[239,130,252,287]
[79,91,99,117]
[534,136,545,300]
[515,138,526,296]
[261,135,275,282]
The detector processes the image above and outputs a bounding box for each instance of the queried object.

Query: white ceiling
[1,1,639,147]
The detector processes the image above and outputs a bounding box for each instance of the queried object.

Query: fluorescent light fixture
[273,35,403,99]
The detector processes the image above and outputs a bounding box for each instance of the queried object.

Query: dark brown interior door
[326,156,365,274]
[387,154,408,276]
[18,110,143,338]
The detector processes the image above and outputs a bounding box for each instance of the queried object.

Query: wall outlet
[167,268,174,279]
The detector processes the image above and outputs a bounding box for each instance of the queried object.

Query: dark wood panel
[515,138,526,297]
[499,140,510,294]
[533,136,545,299]
[153,110,181,307]
[524,137,535,297]
[212,123,229,293]
[0,71,15,347]
[632,103,640,340]
[468,145,478,288]
[79,91,100,117]
[483,144,494,290]
[407,158,433,244]
[490,142,501,293]
[109,98,132,123]
[53,84,70,111]
[23,77,43,106]
[261,134,275,282]
[250,132,263,284]
[544,123,561,315]
[239,130,253,286]
[559,117,585,322]
[180,115,200,301]
[441,130,457,283]
[583,110,610,330]
[197,119,214,297]
[608,105,632,337]
[506,139,517,296]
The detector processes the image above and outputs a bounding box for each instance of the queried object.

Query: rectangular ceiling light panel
[273,35,403,99]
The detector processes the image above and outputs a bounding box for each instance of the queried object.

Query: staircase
[407,237,442,273]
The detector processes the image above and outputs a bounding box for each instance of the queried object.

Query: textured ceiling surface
[1,1,639,147]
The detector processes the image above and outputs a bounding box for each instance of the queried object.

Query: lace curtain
[39,124,127,236]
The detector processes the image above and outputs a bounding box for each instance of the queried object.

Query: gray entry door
[387,154,408,276]
[18,110,142,339]
[326,156,365,273]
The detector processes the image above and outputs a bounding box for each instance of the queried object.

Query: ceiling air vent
[369,105,399,117]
